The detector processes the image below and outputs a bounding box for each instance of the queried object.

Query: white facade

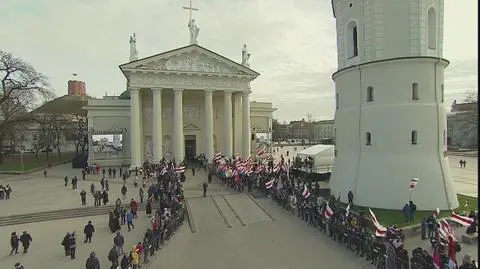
[312,120,335,142]
[84,44,276,167]
[330,0,458,210]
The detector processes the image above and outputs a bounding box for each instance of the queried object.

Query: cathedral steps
[0,202,160,227]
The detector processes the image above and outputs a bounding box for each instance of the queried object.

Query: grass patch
[337,194,477,228]
[0,152,76,172]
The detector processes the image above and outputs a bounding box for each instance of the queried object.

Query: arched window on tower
[366,132,372,145]
[411,131,418,145]
[427,8,437,49]
[412,83,419,100]
[336,93,339,109]
[346,21,358,59]
[367,86,374,102]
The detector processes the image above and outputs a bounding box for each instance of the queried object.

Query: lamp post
[20,150,24,172]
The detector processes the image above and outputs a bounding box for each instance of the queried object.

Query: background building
[447,101,478,149]
[312,119,335,144]
[68,80,86,96]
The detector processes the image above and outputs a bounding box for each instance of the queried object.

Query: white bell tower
[330,0,458,210]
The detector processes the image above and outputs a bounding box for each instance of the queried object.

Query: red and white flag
[451,212,474,227]
[408,178,419,190]
[438,219,457,242]
[265,178,275,189]
[345,204,350,218]
[175,166,186,173]
[323,203,334,219]
[433,246,442,269]
[302,185,311,199]
[368,208,387,237]
[257,146,266,156]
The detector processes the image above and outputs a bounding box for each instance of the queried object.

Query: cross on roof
[182,0,199,22]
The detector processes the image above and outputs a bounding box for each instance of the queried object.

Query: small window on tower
[336,93,339,109]
[366,132,372,145]
[427,8,437,49]
[412,83,419,100]
[441,84,444,102]
[346,21,359,59]
[367,86,374,102]
[411,131,418,145]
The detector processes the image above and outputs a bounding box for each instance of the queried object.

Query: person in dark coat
[10,232,19,255]
[145,199,152,216]
[203,182,208,197]
[102,190,109,205]
[68,232,76,259]
[85,251,101,269]
[14,262,24,269]
[347,190,354,205]
[19,231,32,254]
[120,254,130,269]
[108,211,115,233]
[108,244,119,268]
[84,221,95,243]
[61,232,70,256]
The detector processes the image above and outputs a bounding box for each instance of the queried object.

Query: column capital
[173,88,184,93]
[223,89,235,93]
[151,87,163,93]
[242,90,251,96]
[204,89,215,93]
[129,87,141,93]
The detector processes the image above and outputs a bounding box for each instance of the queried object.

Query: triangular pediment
[183,122,200,130]
[119,44,259,77]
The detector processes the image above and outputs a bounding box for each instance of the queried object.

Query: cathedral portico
[84,10,276,168]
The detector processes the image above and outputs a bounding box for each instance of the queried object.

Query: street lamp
[20,150,24,172]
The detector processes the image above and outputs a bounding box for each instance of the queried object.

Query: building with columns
[84,44,276,168]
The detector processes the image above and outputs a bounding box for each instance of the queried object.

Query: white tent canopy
[297,144,335,168]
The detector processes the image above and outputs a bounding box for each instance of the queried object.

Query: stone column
[242,91,251,157]
[204,89,215,162]
[173,88,184,162]
[152,88,163,162]
[130,88,142,168]
[233,92,242,155]
[223,90,233,158]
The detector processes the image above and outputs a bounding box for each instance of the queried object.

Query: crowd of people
[208,151,478,269]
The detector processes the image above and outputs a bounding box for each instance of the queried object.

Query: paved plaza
[0,149,477,268]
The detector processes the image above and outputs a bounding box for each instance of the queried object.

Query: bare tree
[463,90,478,103]
[64,116,88,156]
[0,51,54,163]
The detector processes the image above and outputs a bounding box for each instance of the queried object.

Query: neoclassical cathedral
[84,20,276,168]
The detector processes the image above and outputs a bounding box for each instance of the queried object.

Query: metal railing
[119,207,187,269]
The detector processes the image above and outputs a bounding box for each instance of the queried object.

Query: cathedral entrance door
[184,135,196,164]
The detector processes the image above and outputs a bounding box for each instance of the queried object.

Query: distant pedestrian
[10,232,19,255]
[84,221,95,243]
[203,182,208,197]
[43,168,48,177]
[61,232,70,256]
[348,190,354,205]
[121,185,127,200]
[114,232,125,255]
[85,251,101,269]
[19,231,32,254]
[80,190,87,205]
[64,176,68,187]
[68,232,76,259]
[108,244,119,268]
[126,210,134,232]
[14,262,24,269]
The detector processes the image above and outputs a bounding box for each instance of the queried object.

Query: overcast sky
[0,0,477,122]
